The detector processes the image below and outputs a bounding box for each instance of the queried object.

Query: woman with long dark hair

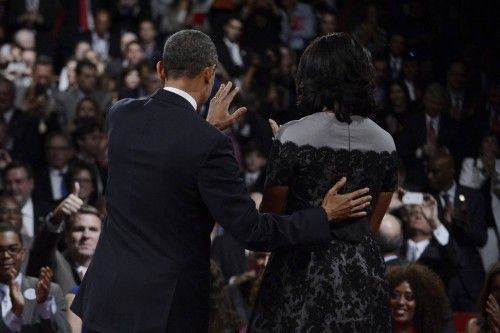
[247,33,397,331]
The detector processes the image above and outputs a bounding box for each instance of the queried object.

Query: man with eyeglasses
[0,222,70,332]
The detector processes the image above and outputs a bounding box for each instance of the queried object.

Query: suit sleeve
[38,283,71,333]
[26,222,60,278]
[198,135,331,252]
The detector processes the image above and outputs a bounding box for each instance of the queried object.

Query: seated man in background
[27,184,101,294]
[374,213,406,268]
[0,222,70,332]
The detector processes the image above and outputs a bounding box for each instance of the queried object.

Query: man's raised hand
[321,177,372,222]
[51,182,84,225]
[207,81,247,130]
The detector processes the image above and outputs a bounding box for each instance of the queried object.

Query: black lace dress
[248,112,398,332]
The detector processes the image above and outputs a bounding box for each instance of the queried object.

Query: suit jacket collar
[150,88,198,113]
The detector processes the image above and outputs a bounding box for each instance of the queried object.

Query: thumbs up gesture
[51,182,84,225]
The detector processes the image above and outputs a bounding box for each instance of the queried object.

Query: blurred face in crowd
[77,65,98,93]
[448,62,467,91]
[46,135,73,169]
[0,231,25,283]
[492,274,500,304]
[14,29,35,50]
[65,213,101,264]
[126,43,144,66]
[374,59,388,83]
[139,20,157,43]
[365,4,378,24]
[72,169,95,203]
[21,50,36,71]
[389,35,405,56]
[481,135,498,156]
[78,129,102,158]
[75,41,91,61]
[76,99,98,120]
[0,197,23,229]
[34,63,53,88]
[124,69,141,90]
[245,151,266,173]
[224,19,243,43]
[389,84,407,108]
[427,155,455,191]
[390,281,416,325]
[66,59,78,88]
[403,60,418,81]
[120,32,138,55]
[423,94,445,117]
[407,206,431,234]
[320,13,338,35]
[0,81,15,113]
[5,167,34,206]
[95,10,111,36]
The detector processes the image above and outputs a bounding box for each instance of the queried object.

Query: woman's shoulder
[275,113,327,144]
[352,117,396,153]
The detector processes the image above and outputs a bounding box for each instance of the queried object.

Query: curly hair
[295,32,375,123]
[478,263,500,332]
[388,264,450,333]
[208,260,241,333]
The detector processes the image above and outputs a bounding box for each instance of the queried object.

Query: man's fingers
[72,182,80,196]
[215,83,225,99]
[269,119,279,136]
[230,107,247,123]
[348,211,368,218]
[350,196,372,209]
[348,187,370,199]
[328,177,347,195]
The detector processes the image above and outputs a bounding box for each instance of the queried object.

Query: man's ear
[203,65,216,84]
[156,61,166,81]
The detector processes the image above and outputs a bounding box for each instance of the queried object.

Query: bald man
[375,214,405,267]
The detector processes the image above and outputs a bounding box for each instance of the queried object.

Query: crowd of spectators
[0,0,499,332]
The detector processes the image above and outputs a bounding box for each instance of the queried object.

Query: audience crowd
[0,0,499,332]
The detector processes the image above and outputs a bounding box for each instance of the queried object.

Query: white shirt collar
[384,254,398,262]
[21,197,34,219]
[3,108,15,124]
[163,87,197,111]
[49,166,68,175]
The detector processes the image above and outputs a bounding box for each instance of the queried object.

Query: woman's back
[269,112,397,241]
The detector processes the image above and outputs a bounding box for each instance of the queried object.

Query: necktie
[1,288,11,317]
[427,119,437,144]
[59,171,68,198]
[442,193,453,223]
[408,244,418,262]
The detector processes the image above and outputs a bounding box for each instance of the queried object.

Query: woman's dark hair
[208,260,241,333]
[388,264,450,333]
[478,263,500,332]
[295,32,375,123]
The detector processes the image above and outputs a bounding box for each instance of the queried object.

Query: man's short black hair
[76,59,97,76]
[0,222,23,246]
[4,161,34,180]
[162,29,218,79]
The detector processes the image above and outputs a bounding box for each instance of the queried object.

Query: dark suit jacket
[435,184,487,311]
[401,235,462,288]
[70,89,331,332]
[0,276,70,333]
[398,111,460,188]
[8,108,43,167]
[215,41,248,79]
[211,233,247,283]
[27,221,81,294]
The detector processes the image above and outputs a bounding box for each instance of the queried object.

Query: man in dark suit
[0,77,42,168]
[4,162,52,238]
[34,133,74,207]
[398,83,460,189]
[215,16,248,81]
[71,30,372,332]
[0,223,70,332]
[427,152,488,311]
[374,213,406,268]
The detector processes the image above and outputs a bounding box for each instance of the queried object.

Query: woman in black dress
[248,33,398,332]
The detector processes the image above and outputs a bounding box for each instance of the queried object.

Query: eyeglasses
[0,245,22,257]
